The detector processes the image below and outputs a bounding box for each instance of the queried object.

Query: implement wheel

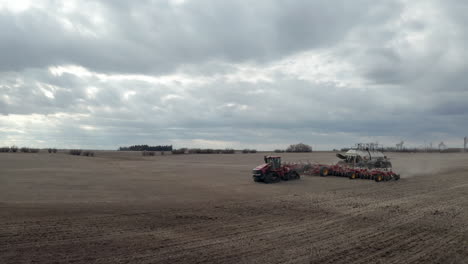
[375,175,384,182]
[319,167,330,177]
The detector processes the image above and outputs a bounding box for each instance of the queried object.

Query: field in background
[1,151,467,263]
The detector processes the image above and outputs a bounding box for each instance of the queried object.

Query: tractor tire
[348,172,357,179]
[319,167,329,177]
[264,173,280,184]
[253,176,262,182]
[375,175,383,182]
[394,174,400,181]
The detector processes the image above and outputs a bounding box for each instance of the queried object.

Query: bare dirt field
[1,151,468,263]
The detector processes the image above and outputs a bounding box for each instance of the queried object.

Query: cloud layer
[1,0,467,150]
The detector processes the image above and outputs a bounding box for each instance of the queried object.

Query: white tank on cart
[337,144,391,169]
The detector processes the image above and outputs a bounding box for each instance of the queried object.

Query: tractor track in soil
[1,152,468,263]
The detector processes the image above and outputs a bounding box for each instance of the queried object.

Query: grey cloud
[1,0,393,74]
[1,1,468,149]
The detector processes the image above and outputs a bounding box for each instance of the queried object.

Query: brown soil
[1,151,467,263]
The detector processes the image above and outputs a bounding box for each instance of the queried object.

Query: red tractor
[252,156,300,183]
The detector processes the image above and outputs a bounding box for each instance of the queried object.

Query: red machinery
[252,156,300,183]
[302,144,400,182]
[307,164,400,182]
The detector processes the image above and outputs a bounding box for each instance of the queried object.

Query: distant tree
[30,148,40,153]
[82,151,95,157]
[0,147,10,152]
[171,149,186,154]
[20,147,30,153]
[69,149,82,156]
[48,148,58,153]
[221,149,235,154]
[286,143,312,153]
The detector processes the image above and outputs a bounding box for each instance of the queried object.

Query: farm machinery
[252,156,301,183]
[305,144,400,182]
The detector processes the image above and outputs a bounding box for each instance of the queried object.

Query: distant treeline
[119,145,173,151]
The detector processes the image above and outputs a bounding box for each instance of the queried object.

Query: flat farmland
[1,151,467,263]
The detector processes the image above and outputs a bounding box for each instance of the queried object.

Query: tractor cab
[264,156,281,170]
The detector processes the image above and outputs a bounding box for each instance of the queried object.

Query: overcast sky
[1,0,467,150]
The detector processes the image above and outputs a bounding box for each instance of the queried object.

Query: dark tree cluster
[286,143,312,153]
[119,145,173,151]
[20,147,40,153]
[69,149,94,156]
[0,147,12,152]
[172,148,187,154]
[0,146,37,153]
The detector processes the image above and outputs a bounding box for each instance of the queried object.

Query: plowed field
[1,152,467,263]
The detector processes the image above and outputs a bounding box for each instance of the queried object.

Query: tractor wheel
[394,174,400,181]
[375,175,383,182]
[348,172,357,179]
[264,173,280,183]
[319,167,329,177]
[253,176,262,182]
